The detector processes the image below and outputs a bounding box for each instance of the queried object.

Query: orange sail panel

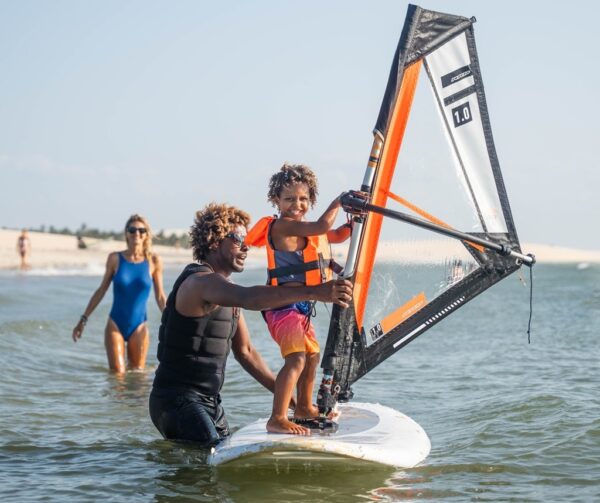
[354,60,422,330]
[379,292,427,335]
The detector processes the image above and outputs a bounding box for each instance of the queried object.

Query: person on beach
[16,229,31,270]
[148,203,352,446]
[72,214,166,373]
[245,164,352,434]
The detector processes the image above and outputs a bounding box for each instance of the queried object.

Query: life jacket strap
[330,259,343,275]
[268,260,321,281]
[318,253,327,283]
[319,254,344,279]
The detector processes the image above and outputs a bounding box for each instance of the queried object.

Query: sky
[1,0,598,249]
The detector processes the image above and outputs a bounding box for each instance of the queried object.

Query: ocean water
[0,263,598,502]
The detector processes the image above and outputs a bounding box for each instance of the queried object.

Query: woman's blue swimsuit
[109,253,152,341]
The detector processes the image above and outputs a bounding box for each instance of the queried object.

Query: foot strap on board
[291,417,339,432]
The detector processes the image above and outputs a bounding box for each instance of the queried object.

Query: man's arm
[193,274,352,312]
[231,313,276,392]
[232,313,296,409]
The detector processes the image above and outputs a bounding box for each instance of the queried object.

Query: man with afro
[149,202,352,446]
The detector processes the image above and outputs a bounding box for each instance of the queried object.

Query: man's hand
[316,278,353,308]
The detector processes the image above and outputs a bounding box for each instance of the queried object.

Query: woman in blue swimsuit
[72,214,167,373]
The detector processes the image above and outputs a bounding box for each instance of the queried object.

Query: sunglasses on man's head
[225,232,246,248]
[127,227,147,235]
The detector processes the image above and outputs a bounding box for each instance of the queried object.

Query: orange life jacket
[246,216,337,286]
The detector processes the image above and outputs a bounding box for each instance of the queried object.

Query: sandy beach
[0,229,193,272]
[1,228,599,272]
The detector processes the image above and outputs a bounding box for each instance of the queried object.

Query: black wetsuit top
[149,263,239,446]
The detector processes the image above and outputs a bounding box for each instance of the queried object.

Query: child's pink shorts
[264,308,320,358]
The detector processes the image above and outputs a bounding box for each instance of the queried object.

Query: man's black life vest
[153,263,239,396]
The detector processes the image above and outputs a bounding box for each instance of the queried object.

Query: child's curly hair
[189,203,251,261]
[267,163,318,208]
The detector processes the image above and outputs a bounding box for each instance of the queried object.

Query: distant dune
[329,241,600,265]
[1,229,599,271]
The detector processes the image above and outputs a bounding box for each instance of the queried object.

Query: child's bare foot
[266,416,311,435]
[293,404,320,420]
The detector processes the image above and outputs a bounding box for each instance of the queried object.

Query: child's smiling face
[275,182,310,221]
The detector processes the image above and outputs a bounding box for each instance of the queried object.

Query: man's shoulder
[177,266,229,315]
[180,264,221,288]
[183,263,213,274]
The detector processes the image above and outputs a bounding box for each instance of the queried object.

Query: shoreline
[1,229,599,272]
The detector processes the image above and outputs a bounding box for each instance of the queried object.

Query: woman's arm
[72,253,117,342]
[151,254,167,312]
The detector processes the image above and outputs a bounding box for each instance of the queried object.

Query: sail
[318,4,532,411]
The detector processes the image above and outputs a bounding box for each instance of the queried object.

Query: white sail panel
[362,233,480,347]
[425,33,508,233]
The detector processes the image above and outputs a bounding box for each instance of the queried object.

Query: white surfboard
[208,402,430,468]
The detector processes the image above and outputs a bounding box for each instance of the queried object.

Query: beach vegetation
[24,223,190,248]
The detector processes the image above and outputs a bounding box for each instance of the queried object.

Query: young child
[246,163,352,434]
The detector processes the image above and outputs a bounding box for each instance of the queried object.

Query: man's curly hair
[189,203,251,261]
[267,163,318,209]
